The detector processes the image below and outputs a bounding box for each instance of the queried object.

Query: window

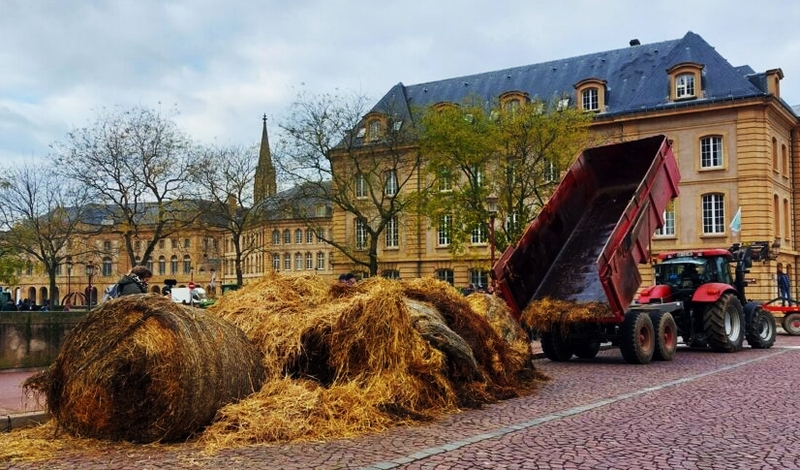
[392,120,403,131]
[283,229,291,244]
[317,229,326,243]
[283,253,291,270]
[305,252,313,270]
[184,238,191,249]
[469,165,484,187]
[702,194,725,234]
[435,269,454,285]
[103,240,112,252]
[385,170,398,196]
[102,257,112,276]
[294,253,303,270]
[158,239,165,249]
[316,252,326,270]
[272,230,280,245]
[505,98,521,116]
[368,119,381,141]
[783,144,789,175]
[675,73,695,98]
[438,168,452,192]
[355,173,367,198]
[146,257,153,272]
[355,219,368,250]
[438,215,452,246]
[171,255,178,274]
[700,136,723,168]
[772,137,779,172]
[183,255,192,274]
[785,198,791,241]
[471,224,486,244]
[385,216,399,248]
[581,88,599,111]
[172,238,178,249]
[469,269,489,289]
[655,209,675,236]
[158,256,166,275]
[295,229,303,244]
[774,195,780,237]
[272,254,280,271]
[382,269,400,280]
[306,229,314,244]
[134,240,141,251]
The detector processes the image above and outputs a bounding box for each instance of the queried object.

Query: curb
[2,411,49,432]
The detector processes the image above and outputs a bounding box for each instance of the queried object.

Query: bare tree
[275,90,423,277]
[0,164,94,306]
[53,106,195,267]
[188,144,262,287]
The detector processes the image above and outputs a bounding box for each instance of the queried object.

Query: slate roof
[369,31,794,125]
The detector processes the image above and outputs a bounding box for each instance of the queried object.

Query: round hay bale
[46,294,265,443]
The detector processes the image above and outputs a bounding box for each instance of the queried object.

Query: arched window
[283,229,291,244]
[171,255,178,274]
[183,255,192,274]
[158,256,166,275]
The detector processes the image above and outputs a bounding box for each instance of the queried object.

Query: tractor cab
[654,251,734,290]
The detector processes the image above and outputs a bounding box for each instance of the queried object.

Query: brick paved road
[6,335,800,469]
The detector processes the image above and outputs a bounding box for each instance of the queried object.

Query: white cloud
[0,0,798,164]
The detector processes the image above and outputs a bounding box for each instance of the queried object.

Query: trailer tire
[619,311,655,364]
[572,340,601,359]
[540,331,573,362]
[703,293,744,352]
[649,311,677,361]
[745,307,776,349]
[783,313,800,336]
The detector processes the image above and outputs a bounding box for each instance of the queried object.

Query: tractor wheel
[703,293,744,352]
[745,307,776,349]
[783,313,800,336]
[540,331,573,362]
[649,311,678,361]
[572,340,601,359]
[619,310,655,364]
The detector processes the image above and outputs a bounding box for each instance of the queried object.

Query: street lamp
[486,193,499,269]
[66,258,73,299]
[85,262,95,310]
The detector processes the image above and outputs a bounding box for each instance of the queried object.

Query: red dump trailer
[493,135,681,364]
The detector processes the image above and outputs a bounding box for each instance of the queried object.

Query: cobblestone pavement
[5,335,800,470]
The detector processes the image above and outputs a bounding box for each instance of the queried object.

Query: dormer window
[499,91,529,116]
[574,78,607,112]
[668,62,704,102]
[675,73,695,98]
[367,119,381,141]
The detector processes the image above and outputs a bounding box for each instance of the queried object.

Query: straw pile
[200,273,543,449]
[521,298,612,333]
[38,294,265,443]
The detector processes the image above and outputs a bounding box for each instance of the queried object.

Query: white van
[170,287,214,307]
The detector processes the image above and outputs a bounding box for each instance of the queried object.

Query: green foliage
[415,96,592,254]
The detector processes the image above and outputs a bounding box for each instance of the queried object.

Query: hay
[521,298,612,333]
[41,294,265,443]
[200,274,543,448]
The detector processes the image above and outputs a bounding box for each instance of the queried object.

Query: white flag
[729,206,742,233]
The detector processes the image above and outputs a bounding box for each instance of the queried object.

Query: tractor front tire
[620,311,655,364]
[703,293,744,352]
[783,313,800,336]
[650,311,678,361]
[541,331,573,362]
[745,307,776,349]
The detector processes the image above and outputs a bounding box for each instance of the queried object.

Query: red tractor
[636,243,777,351]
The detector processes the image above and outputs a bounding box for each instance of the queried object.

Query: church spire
[254,114,277,203]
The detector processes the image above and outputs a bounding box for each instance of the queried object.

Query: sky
[2,0,799,166]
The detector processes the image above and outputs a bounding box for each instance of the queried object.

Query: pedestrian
[63,301,71,312]
[338,273,356,286]
[778,263,792,306]
[117,266,153,296]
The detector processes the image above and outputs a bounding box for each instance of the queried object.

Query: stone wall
[0,312,85,369]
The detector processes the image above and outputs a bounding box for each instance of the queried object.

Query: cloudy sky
[2,0,799,165]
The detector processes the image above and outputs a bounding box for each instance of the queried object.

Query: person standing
[778,263,792,306]
[117,266,153,296]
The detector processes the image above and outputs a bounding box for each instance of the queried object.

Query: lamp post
[66,258,73,299]
[486,193,499,291]
[86,262,95,310]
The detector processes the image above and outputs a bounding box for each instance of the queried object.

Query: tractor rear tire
[541,331,573,362]
[572,340,601,359]
[650,311,678,361]
[783,313,800,336]
[703,293,744,352]
[619,311,655,364]
[745,307,776,349]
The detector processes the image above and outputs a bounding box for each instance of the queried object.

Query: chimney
[629,39,641,46]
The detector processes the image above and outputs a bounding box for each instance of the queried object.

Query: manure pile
[10,274,546,461]
[521,298,612,333]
